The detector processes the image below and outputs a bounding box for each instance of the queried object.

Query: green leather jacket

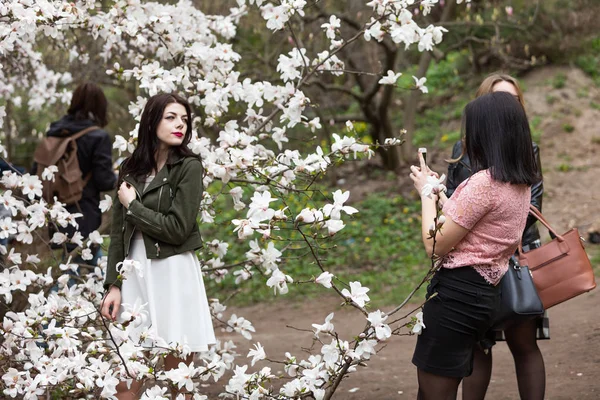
[104,155,204,290]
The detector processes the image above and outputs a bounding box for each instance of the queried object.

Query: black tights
[462,318,546,400]
[417,368,461,400]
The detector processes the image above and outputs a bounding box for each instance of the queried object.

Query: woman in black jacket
[42,82,117,262]
[446,74,547,400]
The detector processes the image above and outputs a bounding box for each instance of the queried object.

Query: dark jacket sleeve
[91,132,117,192]
[104,191,125,290]
[125,158,203,245]
[524,143,543,235]
[445,141,463,198]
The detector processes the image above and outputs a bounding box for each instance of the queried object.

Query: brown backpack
[33,126,98,205]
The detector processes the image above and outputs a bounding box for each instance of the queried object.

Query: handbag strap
[518,206,565,256]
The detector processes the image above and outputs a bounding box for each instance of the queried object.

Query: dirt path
[214,289,599,399]
[525,67,600,233]
[205,67,600,399]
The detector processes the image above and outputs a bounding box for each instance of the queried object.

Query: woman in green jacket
[101,93,214,399]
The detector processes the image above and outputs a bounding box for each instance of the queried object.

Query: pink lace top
[441,170,531,285]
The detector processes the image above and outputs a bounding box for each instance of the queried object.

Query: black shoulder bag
[492,256,544,329]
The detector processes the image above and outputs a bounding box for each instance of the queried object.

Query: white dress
[119,175,216,352]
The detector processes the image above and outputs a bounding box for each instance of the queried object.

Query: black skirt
[412,266,501,378]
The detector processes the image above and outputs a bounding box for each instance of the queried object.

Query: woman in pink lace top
[455,74,548,400]
[409,91,540,400]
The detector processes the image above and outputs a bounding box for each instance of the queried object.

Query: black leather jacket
[446,141,543,246]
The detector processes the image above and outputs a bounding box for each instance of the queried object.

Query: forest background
[3,0,599,306]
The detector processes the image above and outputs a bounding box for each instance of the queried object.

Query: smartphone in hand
[418,147,427,164]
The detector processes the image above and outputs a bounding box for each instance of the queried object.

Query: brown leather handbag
[517,206,596,309]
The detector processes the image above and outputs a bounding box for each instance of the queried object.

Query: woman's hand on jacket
[118,181,136,208]
[101,286,121,321]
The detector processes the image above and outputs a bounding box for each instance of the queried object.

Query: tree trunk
[378,116,402,171]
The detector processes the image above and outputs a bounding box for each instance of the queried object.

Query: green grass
[552,73,567,89]
[574,36,600,86]
[546,94,558,105]
[202,192,429,308]
[530,116,543,143]
[577,88,589,98]
[556,162,573,172]
[589,246,600,275]
[563,123,575,133]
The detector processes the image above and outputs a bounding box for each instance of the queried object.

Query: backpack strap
[67,126,98,187]
[34,126,101,166]
[70,125,100,141]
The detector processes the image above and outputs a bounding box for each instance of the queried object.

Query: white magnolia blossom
[207,239,230,258]
[88,230,104,245]
[229,187,246,211]
[353,338,377,360]
[266,268,293,295]
[58,255,78,272]
[277,48,307,82]
[331,133,375,159]
[226,314,256,340]
[321,15,341,40]
[81,248,93,261]
[50,232,68,245]
[384,137,402,145]
[421,174,447,198]
[295,208,324,224]
[113,135,135,155]
[378,70,402,85]
[121,299,149,328]
[116,259,144,279]
[41,165,59,182]
[325,219,345,236]
[315,271,334,288]
[163,362,199,392]
[20,174,43,200]
[247,190,277,222]
[367,310,392,341]
[341,281,371,308]
[323,190,358,220]
[312,312,334,338]
[247,342,266,366]
[412,311,426,335]
[98,194,113,213]
[232,218,259,239]
[413,76,429,94]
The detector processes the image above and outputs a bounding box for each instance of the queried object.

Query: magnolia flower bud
[436,215,446,229]
[428,223,436,238]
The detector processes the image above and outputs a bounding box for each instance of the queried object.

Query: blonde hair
[476,73,526,111]
[448,73,525,163]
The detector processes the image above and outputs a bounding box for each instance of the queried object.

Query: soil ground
[207,67,600,399]
[215,290,599,400]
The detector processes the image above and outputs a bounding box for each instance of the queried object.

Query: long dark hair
[448,73,525,164]
[463,91,539,185]
[67,82,108,127]
[120,93,194,181]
